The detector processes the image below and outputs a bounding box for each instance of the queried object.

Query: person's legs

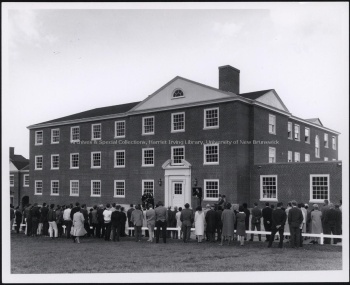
[250,223,256,241]
[278,227,284,248]
[49,222,53,237]
[111,225,116,241]
[186,225,191,241]
[268,228,277,247]
[155,221,161,243]
[162,221,167,243]
[182,225,187,242]
[290,226,296,247]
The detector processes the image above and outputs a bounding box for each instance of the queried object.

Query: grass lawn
[11,233,342,274]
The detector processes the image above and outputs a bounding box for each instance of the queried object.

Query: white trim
[260,175,278,202]
[35,130,43,145]
[203,144,219,165]
[324,157,328,161]
[51,154,59,170]
[203,179,219,201]
[114,150,126,168]
[142,179,154,196]
[332,136,336,150]
[23,174,29,187]
[171,146,185,165]
[91,151,102,169]
[171,112,185,133]
[142,116,155,135]
[114,120,126,138]
[142,148,154,167]
[203,107,219,130]
[309,174,330,203]
[50,180,59,196]
[324,133,329,148]
[315,135,320,158]
[294,124,300,141]
[91,123,102,140]
[51,128,60,144]
[70,153,79,169]
[35,155,43,170]
[171,88,185,99]
[91,180,101,197]
[268,147,276,163]
[305,153,310,162]
[294,152,300,162]
[268,114,276,135]
[114,180,126,198]
[70,180,79,196]
[10,174,14,187]
[288,151,293,162]
[287,122,293,140]
[305,127,310,144]
[70,126,80,142]
[35,180,43,195]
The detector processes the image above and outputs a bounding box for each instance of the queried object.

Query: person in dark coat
[323,203,338,244]
[40,203,49,236]
[111,205,123,241]
[288,200,303,248]
[24,204,32,236]
[96,204,105,238]
[120,207,127,237]
[242,203,250,241]
[31,203,41,236]
[215,206,223,242]
[127,204,135,237]
[262,202,273,242]
[80,204,90,237]
[205,205,217,242]
[180,203,194,243]
[249,202,262,241]
[334,204,342,244]
[15,206,23,233]
[236,206,247,246]
[166,207,175,238]
[268,202,287,248]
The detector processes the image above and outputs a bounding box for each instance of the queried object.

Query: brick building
[25,65,342,209]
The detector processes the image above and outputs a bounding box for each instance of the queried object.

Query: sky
[2,2,349,281]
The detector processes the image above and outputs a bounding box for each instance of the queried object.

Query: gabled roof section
[240,89,289,112]
[239,89,273,100]
[130,76,236,112]
[10,155,29,170]
[306,118,323,126]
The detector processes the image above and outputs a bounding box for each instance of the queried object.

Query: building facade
[25,65,342,209]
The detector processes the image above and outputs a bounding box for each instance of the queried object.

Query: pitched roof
[306,118,323,126]
[11,155,29,170]
[34,101,141,125]
[238,89,273,100]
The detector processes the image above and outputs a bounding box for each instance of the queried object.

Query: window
[294,152,300,162]
[70,180,79,196]
[51,180,59,196]
[142,116,155,135]
[35,155,43,170]
[288,151,292,162]
[35,180,43,195]
[269,114,276,134]
[171,146,185,164]
[332,136,336,150]
[35,131,43,145]
[51,154,59,169]
[92,124,101,140]
[288,122,292,139]
[171,112,185,132]
[315,135,320,158]
[142,148,154,167]
[310,175,329,202]
[114,180,125,197]
[142,180,154,196]
[23,174,29,187]
[51,129,60,144]
[115,120,125,138]
[294,125,300,141]
[204,144,219,165]
[70,153,79,169]
[305,154,310,162]
[10,175,14,187]
[91,152,101,168]
[172,89,184,98]
[260,175,277,201]
[324,134,328,148]
[204,180,219,200]
[269,147,276,163]
[91,180,101,197]
[324,157,328,161]
[114,150,125,167]
[204,108,219,129]
[305,128,310,143]
[71,126,80,142]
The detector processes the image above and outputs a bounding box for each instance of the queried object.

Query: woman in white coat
[194,206,205,243]
[71,207,87,243]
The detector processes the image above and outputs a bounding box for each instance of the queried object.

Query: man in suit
[31,203,41,236]
[323,203,338,244]
[249,202,262,241]
[268,202,287,248]
[40,203,49,236]
[205,205,217,242]
[321,199,330,237]
[127,204,135,237]
[111,205,123,242]
[80,204,90,237]
[242,203,250,241]
[96,204,105,238]
[215,206,223,242]
[288,200,304,248]
[155,201,168,243]
[262,202,273,242]
[180,203,194,243]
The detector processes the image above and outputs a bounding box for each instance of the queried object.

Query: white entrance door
[171,181,185,208]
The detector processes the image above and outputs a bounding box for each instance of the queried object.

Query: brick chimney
[219,65,240,94]
[10,147,15,159]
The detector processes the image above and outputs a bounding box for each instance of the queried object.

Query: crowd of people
[10,197,342,247]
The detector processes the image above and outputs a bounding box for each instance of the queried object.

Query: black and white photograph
[2,2,349,283]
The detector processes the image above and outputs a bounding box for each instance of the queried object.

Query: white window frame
[91,123,102,140]
[269,114,276,135]
[171,146,185,165]
[91,151,102,169]
[142,116,155,135]
[91,180,101,197]
[70,126,80,142]
[294,124,300,141]
[310,174,330,203]
[288,122,293,140]
[114,180,126,198]
[23,174,29,187]
[142,179,154,196]
[203,144,219,165]
[171,112,185,133]
[324,133,329,148]
[51,128,60,144]
[204,107,219,130]
[51,154,59,170]
[35,155,43,170]
[268,147,276,163]
[324,157,328,161]
[10,174,14,187]
[35,180,43,195]
[315,135,320,158]
[288,151,293,162]
[114,150,126,168]
[115,120,126,138]
[172,88,185,99]
[204,179,219,201]
[305,127,310,144]
[35,130,43,145]
[332,136,336,150]
[70,153,79,169]
[51,180,59,196]
[70,180,79,196]
[294,152,300,162]
[305,154,310,162]
[260,175,278,202]
[142,148,154,167]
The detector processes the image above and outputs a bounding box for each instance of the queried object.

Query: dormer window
[172,89,184,99]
